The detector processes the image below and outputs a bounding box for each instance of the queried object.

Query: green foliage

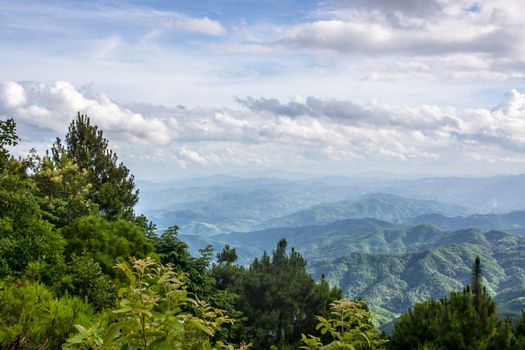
[389,256,512,350]
[0,279,95,349]
[59,253,116,311]
[60,215,153,276]
[301,300,387,350]
[213,239,342,348]
[217,245,238,264]
[151,225,216,298]
[0,117,19,167]
[32,155,99,227]
[64,257,249,350]
[54,113,138,221]
[0,169,66,283]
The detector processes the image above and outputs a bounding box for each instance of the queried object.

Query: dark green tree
[389,256,506,350]
[214,239,342,348]
[0,118,19,168]
[217,244,238,264]
[53,113,138,220]
[60,215,153,277]
[0,166,66,284]
[58,253,116,311]
[152,225,216,299]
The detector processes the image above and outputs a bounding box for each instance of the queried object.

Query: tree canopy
[53,113,138,220]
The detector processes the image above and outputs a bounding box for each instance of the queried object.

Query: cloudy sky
[1,0,525,180]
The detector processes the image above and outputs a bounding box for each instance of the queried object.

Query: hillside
[308,234,525,324]
[259,193,467,228]
[411,211,525,235]
[182,219,525,326]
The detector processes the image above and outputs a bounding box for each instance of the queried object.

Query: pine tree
[54,113,138,220]
[217,244,238,264]
[472,256,483,315]
[0,118,19,168]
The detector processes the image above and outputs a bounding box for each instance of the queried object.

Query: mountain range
[183,220,525,328]
[136,173,525,327]
[137,173,525,234]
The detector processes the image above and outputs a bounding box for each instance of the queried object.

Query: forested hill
[182,220,525,326]
[186,220,522,262]
[411,211,525,235]
[257,193,467,228]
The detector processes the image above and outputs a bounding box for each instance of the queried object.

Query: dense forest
[3,114,525,349]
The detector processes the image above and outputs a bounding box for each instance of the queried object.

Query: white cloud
[178,146,209,166]
[0,81,171,145]
[0,81,26,108]
[277,1,525,58]
[4,80,525,175]
[166,17,227,36]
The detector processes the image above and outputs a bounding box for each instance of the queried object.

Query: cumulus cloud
[0,81,171,145]
[178,147,209,166]
[277,0,525,58]
[4,80,525,172]
[237,89,525,158]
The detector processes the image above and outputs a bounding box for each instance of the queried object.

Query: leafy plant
[300,299,387,350]
[0,279,95,349]
[64,257,250,350]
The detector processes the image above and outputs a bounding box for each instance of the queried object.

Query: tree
[60,215,153,277]
[152,225,216,299]
[0,167,66,284]
[32,155,98,227]
[54,113,138,220]
[0,279,95,349]
[0,118,19,167]
[389,256,505,350]
[217,245,238,264]
[58,253,116,311]
[214,239,342,348]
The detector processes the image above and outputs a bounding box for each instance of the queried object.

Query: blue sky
[1,0,525,180]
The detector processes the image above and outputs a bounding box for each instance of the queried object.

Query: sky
[1,0,525,180]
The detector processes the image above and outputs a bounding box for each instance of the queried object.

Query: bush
[0,279,95,349]
[64,257,251,350]
[301,299,387,350]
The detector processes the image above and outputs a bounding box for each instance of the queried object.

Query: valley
[137,174,525,327]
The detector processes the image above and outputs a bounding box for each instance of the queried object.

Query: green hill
[182,220,525,327]
[259,193,467,228]
[411,211,525,235]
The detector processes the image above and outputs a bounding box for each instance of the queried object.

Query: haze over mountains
[137,173,525,234]
[136,173,525,327]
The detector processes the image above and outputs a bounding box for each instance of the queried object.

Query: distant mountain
[259,193,467,229]
[137,173,525,235]
[211,218,403,263]
[207,220,521,264]
[137,178,367,234]
[411,211,525,235]
[377,174,525,213]
[182,219,525,327]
